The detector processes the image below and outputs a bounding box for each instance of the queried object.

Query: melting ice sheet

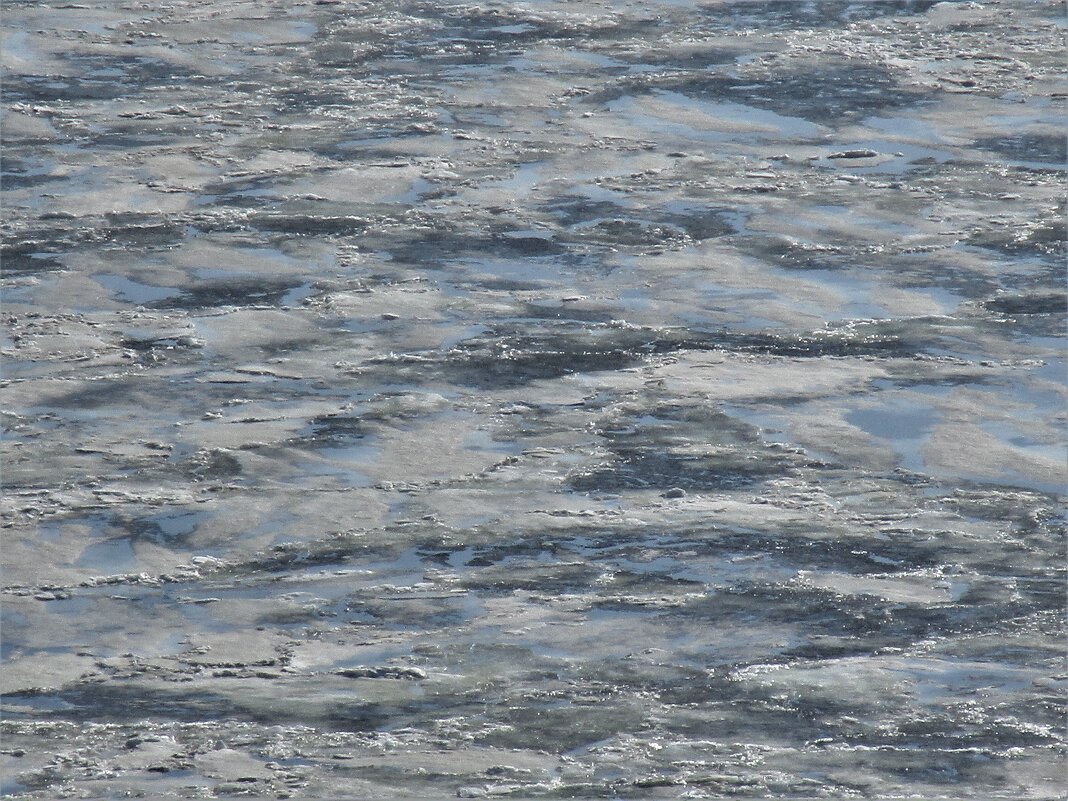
[1,0,1065,798]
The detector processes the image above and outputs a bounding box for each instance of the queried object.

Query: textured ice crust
[1,0,1065,798]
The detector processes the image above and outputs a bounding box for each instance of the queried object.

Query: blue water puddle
[913,285,964,314]
[1031,354,1066,393]
[238,512,303,548]
[494,160,648,207]
[93,273,178,305]
[846,401,942,474]
[83,65,125,79]
[616,286,652,314]
[76,537,138,572]
[3,694,77,713]
[841,142,950,172]
[604,91,822,145]
[491,23,537,35]
[494,160,545,193]
[35,513,133,572]
[0,606,29,660]
[864,114,945,142]
[0,777,28,797]
[2,157,61,186]
[793,267,889,320]
[439,323,489,351]
[454,256,572,290]
[279,282,315,306]
[982,424,1065,464]
[658,91,823,139]
[895,659,1041,707]
[2,30,35,63]
[331,643,418,670]
[462,425,523,457]
[67,509,211,570]
[228,20,316,45]
[144,509,210,541]
[721,403,823,452]
[295,441,378,487]
[986,370,1066,420]
[833,118,1064,172]
[726,383,954,475]
[395,176,435,205]
[194,186,279,206]
[683,202,756,236]
[806,204,916,237]
[350,547,426,585]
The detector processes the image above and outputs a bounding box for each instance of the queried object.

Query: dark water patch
[434,345,638,389]
[982,291,1067,317]
[480,696,651,753]
[4,56,202,104]
[75,536,138,572]
[518,301,619,323]
[172,448,243,483]
[973,133,1067,165]
[589,63,930,122]
[2,223,119,273]
[81,129,189,151]
[271,81,376,112]
[150,277,305,310]
[615,46,748,71]
[664,208,736,241]
[0,776,27,797]
[101,274,182,306]
[18,683,279,727]
[224,529,440,576]
[691,63,930,123]
[33,375,145,410]
[568,442,790,493]
[248,213,369,236]
[360,322,924,389]
[473,276,546,291]
[968,220,1066,260]
[378,228,569,267]
[702,0,956,30]
[544,196,628,227]
[699,324,920,359]
[0,246,65,277]
[116,333,203,366]
[678,582,1045,647]
[600,568,706,595]
[494,234,567,257]
[89,213,188,250]
[302,414,368,446]
[2,75,127,104]
[459,561,603,594]
[543,194,733,244]
[1012,575,1068,610]
[940,489,1063,536]
[114,509,209,548]
[570,524,949,577]
[731,234,857,269]
[42,681,435,733]
[358,594,468,628]
[199,174,294,204]
[0,161,65,191]
[561,217,691,249]
[426,5,665,47]
[196,192,274,211]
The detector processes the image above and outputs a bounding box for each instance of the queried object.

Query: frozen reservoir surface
[1,0,1064,797]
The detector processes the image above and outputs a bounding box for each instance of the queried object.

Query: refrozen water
[1,0,1065,798]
